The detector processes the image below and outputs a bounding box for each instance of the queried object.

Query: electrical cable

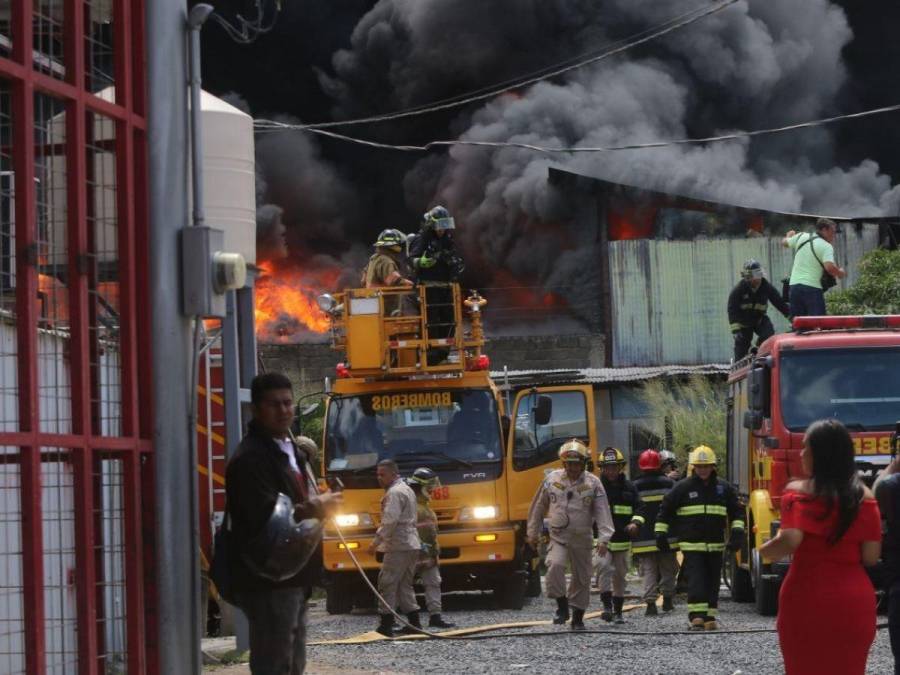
[257,102,900,156]
[255,0,739,131]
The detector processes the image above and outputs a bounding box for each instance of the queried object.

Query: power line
[254,0,739,131]
[257,102,900,155]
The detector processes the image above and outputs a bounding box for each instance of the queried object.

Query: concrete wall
[259,333,606,393]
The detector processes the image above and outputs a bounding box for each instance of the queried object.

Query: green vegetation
[638,375,729,474]
[827,248,900,315]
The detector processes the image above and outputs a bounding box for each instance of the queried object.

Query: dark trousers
[889,582,900,675]
[733,315,775,360]
[237,587,308,675]
[683,551,723,620]
[423,285,454,364]
[789,283,826,317]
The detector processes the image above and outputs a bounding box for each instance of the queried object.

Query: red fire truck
[725,315,900,615]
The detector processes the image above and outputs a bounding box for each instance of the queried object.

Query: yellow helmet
[558,438,589,463]
[688,445,717,466]
[599,446,626,466]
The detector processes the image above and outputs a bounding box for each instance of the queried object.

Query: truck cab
[726,315,900,615]
[315,283,597,613]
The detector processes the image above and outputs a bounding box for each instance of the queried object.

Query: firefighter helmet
[688,445,717,466]
[423,205,455,231]
[741,259,765,281]
[600,447,626,466]
[558,438,589,463]
[638,449,661,471]
[407,467,440,497]
[241,492,323,582]
[659,450,677,467]
[375,228,406,250]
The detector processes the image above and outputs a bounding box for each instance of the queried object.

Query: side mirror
[748,366,770,415]
[317,293,337,314]
[533,395,552,426]
[743,410,763,431]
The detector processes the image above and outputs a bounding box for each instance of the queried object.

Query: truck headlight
[334,513,373,528]
[460,505,498,521]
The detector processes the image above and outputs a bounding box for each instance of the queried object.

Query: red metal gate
[0,2,153,673]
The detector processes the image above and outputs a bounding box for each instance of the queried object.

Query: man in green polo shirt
[782,218,846,317]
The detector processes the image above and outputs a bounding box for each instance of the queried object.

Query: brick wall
[258,333,605,392]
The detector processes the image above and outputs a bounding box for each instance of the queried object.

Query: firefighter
[407,467,455,629]
[659,450,680,481]
[527,439,614,631]
[727,259,790,361]
[655,446,744,630]
[632,449,678,616]
[362,229,413,289]
[408,206,464,365]
[596,447,644,623]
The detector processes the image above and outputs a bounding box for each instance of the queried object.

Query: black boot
[399,611,422,635]
[553,597,570,625]
[600,592,613,622]
[662,595,674,612]
[613,596,625,624]
[645,601,658,617]
[375,614,395,638]
[429,614,455,629]
[570,608,585,631]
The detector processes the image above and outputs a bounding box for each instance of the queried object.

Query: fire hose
[326,520,887,641]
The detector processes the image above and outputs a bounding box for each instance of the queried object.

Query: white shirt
[276,437,301,475]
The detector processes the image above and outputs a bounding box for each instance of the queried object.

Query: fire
[254,260,341,343]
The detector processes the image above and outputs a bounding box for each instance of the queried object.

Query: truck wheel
[525,566,542,598]
[495,573,527,610]
[326,578,355,615]
[752,550,779,616]
[728,553,754,603]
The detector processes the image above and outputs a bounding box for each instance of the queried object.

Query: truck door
[506,385,596,522]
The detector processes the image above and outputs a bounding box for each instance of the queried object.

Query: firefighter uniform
[727,261,790,361]
[596,448,644,623]
[632,450,678,615]
[655,446,744,630]
[373,476,421,635]
[527,440,614,630]
[408,468,455,629]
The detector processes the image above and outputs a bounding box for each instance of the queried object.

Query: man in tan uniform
[370,459,421,637]
[527,439,614,631]
[362,229,413,288]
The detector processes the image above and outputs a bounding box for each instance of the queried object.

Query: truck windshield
[780,347,900,432]
[324,389,502,472]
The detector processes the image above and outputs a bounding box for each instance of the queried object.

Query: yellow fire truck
[725,315,900,615]
[315,283,598,613]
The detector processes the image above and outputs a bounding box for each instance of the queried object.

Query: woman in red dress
[760,419,882,675]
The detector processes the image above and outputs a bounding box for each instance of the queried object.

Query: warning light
[792,315,900,331]
[338,541,360,550]
[474,534,497,543]
[336,362,351,378]
[468,354,490,371]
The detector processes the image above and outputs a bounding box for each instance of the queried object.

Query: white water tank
[198,90,257,265]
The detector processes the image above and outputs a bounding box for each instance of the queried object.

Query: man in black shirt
[727,259,790,361]
[225,373,342,674]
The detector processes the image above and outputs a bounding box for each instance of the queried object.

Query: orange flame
[254,260,341,343]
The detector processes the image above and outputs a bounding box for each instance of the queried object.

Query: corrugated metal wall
[608,224,881,366]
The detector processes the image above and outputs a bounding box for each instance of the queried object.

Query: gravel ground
[304,584,895,675]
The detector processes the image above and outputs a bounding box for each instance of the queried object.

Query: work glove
[655,534,670,552]
[727,529,744,552]
[416,254,437,269]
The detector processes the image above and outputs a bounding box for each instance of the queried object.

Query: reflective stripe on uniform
[707,543,726,552]
[676,505,706,516]
[655,522,669,533]
[731,520,746,530]
[679,541,710,552]
[706,505,728,516]
[613,505,633,515]
[632,544,658,554]
[730,322,746,331]
[609,541,631,552]
[687,602,709,613]
[641,494,665,502]
[707,607,718,616]
[632,515,646,525]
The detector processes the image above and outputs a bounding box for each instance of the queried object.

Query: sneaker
[704,619,719,631]
[689,617,706,631]
[645,602,658,617]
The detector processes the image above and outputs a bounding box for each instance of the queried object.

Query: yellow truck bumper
[323,526,518,572]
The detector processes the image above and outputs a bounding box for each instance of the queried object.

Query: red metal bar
[123,452,147,673]
[65,0,100,670]
[11,3,47,673]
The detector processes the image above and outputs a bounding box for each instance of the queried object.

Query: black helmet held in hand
[242,493,323,582]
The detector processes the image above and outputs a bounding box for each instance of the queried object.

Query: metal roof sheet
[492,363,729,385]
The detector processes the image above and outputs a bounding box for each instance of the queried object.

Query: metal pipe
[147,0,201,673]
[187,4,213,228]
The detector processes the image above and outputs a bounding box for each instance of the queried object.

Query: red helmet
[638,449,661,471]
